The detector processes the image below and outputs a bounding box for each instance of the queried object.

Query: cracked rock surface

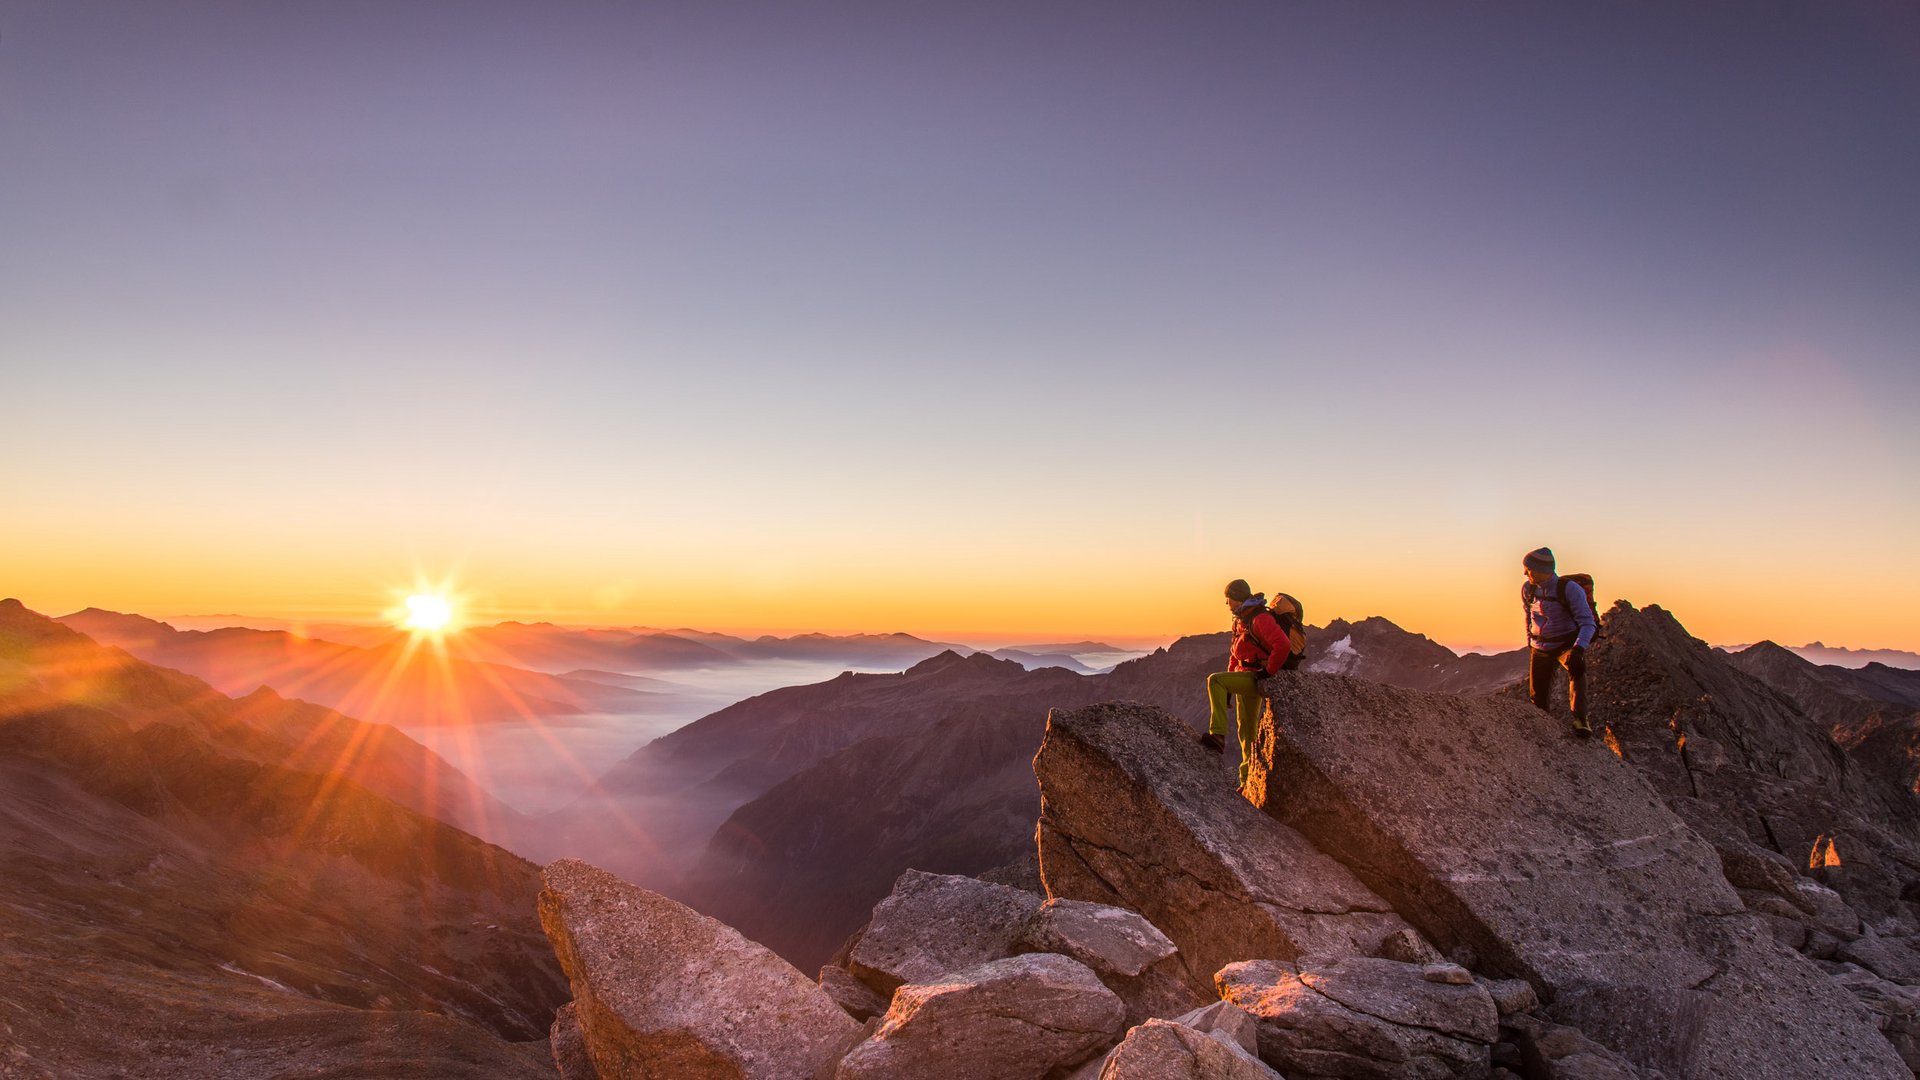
[1033,701,1411,991]
[1218,957,1496,1079]
[539,859,861,1080]
[846,869,1043,996]
[1246,665,1908,1080]
[1014,898,1203,1025]
[834,953,1125,1080]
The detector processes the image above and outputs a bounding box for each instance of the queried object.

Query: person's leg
[1561,647,1589,723]
[1206,671,1243,737]
[1528,648,1556,711]
[1234,679,1264,785]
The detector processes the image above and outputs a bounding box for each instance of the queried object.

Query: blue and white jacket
[1524,575,1597,651]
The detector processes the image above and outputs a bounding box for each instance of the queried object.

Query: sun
[401,593,456,634]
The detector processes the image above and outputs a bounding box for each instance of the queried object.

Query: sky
[4,1,1918,649]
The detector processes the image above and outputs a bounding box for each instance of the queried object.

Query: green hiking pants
[1206,670,1264,784]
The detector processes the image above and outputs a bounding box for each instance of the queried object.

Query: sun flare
[401,593,456,633]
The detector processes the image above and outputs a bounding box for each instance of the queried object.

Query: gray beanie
[1523,547,1555,573]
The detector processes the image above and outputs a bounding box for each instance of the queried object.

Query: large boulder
[538,859,862,1080]
[835,953,1125,1080]
[846,870,1044,995]
[1095,1017,1283,1079]
[1218,957,1497,1079]
[1014,898,1204,1025]
[1246,671,1909,1080]
[1033,701,1412,990]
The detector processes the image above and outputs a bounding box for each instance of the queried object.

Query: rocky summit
[1034,699,1412,991]
[538,597,1920,1079]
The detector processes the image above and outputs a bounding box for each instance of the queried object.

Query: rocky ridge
[538,598,1920,1079]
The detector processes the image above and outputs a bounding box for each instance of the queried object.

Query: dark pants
[1529,645,1587,719]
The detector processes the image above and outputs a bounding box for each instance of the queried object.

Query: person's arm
[1252,612,1291,675]
[1568,581,1597,649]
[1521,582,1533,645]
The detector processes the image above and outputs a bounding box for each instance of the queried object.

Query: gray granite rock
[846,870,1043,996]
[1827,962,1920,1074]
[538,859,861,1080]
[1171,1000,1261,1056]
[1033,701,1412,992]
[835,953,1125,1080]
[1015,898,1202,1025]
[1502,1014,1649,1080]
[550,1002,598,1080]
[1097,1018,1282,1079]
[1246,671,1910,1080]
[1218,956,1497,1079]
[1378,927,1445,965]
[818,965,888,1022]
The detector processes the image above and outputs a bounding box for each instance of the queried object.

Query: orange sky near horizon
[10,517,1917,653]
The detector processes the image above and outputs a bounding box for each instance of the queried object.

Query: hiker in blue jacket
[1522,547,1598,736]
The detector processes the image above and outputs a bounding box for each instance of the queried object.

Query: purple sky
[4,2,1919,646]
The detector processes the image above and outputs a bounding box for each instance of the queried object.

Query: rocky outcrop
[538,859,860,1080]
[1092,1017,1282,1079]
[1217,957,1498,1079]
[835,953,1125,1080]
[846,870,1044,995]
[1034,701,1412,990]
[1246,666,1909,1079]
[1013,898,1204,1024]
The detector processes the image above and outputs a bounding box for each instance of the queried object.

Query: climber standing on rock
[1203,579,1294,784]
[1522,547,1598,737]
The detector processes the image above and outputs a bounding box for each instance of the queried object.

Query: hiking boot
[1198,732,1226,754]
[1571,717,1594,738]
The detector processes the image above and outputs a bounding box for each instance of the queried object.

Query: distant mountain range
[156,612,1141,674]
[57,609,672,726]
[0,599,565,1078]
[1720,640,1920,671]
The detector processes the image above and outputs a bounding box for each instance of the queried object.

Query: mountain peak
[904,649,1018,677]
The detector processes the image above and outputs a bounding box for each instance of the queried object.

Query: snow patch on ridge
[1308,635,1362,675]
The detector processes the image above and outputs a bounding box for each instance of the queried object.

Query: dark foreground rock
[1246,670,1908,1080]
[538,858,861,1080]
[835,953,1125,1080]
[1033,701,1411,990]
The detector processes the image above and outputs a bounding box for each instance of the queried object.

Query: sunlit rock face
[538,858,862,1080]
[1246,662,1909,1079]
[1216,956,1498,1079]
[1032,700,1411,992]
[835,953,1126,1080]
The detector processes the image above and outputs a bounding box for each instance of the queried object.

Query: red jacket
[1230,609,1292,676]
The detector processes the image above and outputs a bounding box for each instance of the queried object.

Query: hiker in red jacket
[1203,579,1294,785]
